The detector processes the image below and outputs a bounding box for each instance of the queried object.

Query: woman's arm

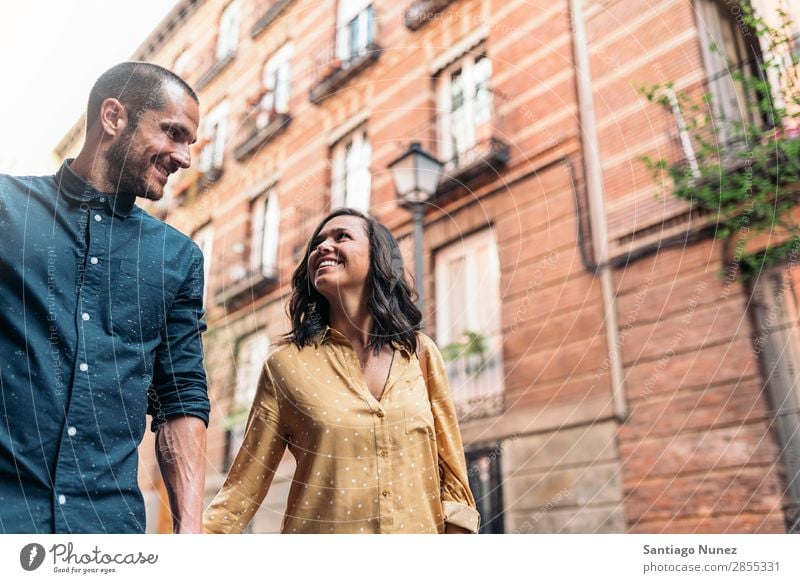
[203,361,288,533]
[419,335,481,534]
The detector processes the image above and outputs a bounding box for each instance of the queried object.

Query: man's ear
[99,98,128,137]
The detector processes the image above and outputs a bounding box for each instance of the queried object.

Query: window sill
[250,0,294,37]
[404,0,457,30]
[309,43,381,104]
[234,113,291,160]
[436,136,510,196]
[196,51,236,90]
[215,267,278,310]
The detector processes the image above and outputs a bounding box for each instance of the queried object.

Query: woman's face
[307,215,371,300]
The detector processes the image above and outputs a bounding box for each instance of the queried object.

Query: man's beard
[104,128,162,201]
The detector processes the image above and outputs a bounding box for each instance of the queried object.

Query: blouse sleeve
[419,335,481,534]
[203,360,288,534]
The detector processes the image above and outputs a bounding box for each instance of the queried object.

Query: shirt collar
[55,159,137,219]
[320,326,412,356]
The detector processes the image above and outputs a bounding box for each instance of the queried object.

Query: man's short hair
[86,61,198,131]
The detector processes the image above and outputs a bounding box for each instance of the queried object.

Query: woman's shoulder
[414,332,441,358]
[266,342,298,363]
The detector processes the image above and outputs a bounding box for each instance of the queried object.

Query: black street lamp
[388,142,445,324]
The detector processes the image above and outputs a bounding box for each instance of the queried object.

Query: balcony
[404,0,457,30]
[214,265,278,311]
[434,89,511,196]
[196,50,236,90]
[233,99,291,160]
[447,355,505,421]
[171,164,223,203]
[308,6,381,104]
[250,0,294,37]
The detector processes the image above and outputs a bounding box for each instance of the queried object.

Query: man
[0,62,209,533]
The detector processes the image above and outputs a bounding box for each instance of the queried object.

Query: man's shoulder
[0,172,57,212]
[0,171,55,194]
[131,206,199,251]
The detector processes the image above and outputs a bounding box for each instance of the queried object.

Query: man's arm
[156,416,207,534]
[150,243,211,533]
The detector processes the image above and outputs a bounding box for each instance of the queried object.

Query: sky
[0,0,179,175]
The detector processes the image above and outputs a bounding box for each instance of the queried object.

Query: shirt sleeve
[149,243,210,431]
[203,361,289,534]
[419,335,481,534]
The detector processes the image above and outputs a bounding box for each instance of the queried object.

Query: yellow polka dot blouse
[203,328,480,534]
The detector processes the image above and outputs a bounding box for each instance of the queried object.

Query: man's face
[104,83,199,200]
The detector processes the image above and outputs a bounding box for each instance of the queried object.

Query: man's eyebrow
[161,121,196,144]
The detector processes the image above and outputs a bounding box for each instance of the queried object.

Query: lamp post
[387,142,444,325]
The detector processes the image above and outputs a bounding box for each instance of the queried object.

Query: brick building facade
[55,0,800,533]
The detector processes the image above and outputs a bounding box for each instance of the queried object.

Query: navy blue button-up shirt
[0,160,210,533]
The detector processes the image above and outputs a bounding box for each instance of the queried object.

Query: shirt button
[376,410,384,418]
[58,495,66,505]
[379,450,388,457]
[81,313,90,321]
[382,490,390,497]
[67,426,77,436]
[79,363,89,372]
[90,257,99,265]
[94,214,102,222]
[99,197,106,203]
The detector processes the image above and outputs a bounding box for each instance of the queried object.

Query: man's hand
[156,416,207,534]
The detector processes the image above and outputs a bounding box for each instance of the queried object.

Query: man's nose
[173,145,191,169]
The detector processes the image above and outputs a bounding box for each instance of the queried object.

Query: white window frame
[173,49,192,77]
[250,188,280,277]
[436,51,493,165]
[193,223,214,302]
[335,0,375,63]
[434,227,504,420]
[228,330,271,463]
[258,43,293,129]
[200,101,229,172]
[216,0,241,60]
[331,127,371,212]
[695,0,762,145]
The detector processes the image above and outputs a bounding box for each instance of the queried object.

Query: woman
[203,208,479,534]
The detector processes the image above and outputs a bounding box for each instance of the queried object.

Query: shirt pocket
[111,261,170,343]
[404,378,435,435]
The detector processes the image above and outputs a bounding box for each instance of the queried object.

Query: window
[250,188,280,277]
[335,0,376,63]
[173,49,192,77]
[331,127,371,212]
[227,331,271,467]
[695,0,765,144]
[437,52,493,166]
[217,0,241,60]
[434,228,504,420]
[192,223,214,302]
[466,446,504,533]
[258,43,293,128]
[200,101,229,173]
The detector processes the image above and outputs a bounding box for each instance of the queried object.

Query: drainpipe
[568,0,628,421]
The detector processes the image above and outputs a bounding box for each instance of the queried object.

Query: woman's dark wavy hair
[282,208,422,355]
